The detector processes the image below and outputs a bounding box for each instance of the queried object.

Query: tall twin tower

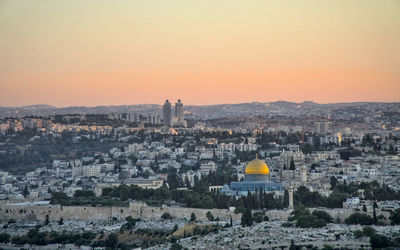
[163,99,185,127]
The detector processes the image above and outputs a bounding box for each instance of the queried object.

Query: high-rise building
[314,121,332,134]
[163,99,172,127]
[175,99,184,126]
[147,113,161,125]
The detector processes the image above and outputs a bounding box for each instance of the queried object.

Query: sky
[0,0,399,107]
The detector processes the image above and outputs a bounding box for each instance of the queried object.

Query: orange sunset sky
[0,0,399,107]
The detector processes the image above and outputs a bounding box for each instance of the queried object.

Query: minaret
[288,186,294,209]
[300,165,307,183]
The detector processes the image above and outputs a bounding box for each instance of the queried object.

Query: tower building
[175,99,184,126]
[163,99,172,127]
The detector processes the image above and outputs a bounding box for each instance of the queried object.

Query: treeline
[294,180,400,209]
[294,186,347,208]
[331,179,400,201]
[99,183,286,210]
[0,227,96,247]
[50,191,128,207]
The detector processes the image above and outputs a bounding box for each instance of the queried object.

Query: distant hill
[0,102,399,120]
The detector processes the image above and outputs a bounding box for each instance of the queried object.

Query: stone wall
[0,202,240,223]
[128,202,241,221]
[0,202,391,224]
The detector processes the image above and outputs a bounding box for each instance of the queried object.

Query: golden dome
[245,155,269,175]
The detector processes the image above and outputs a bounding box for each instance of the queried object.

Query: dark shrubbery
[161,212,172,220]
[345,213,374,225]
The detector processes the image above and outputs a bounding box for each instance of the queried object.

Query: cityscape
[0,100,399,249]
[1,1,400,250]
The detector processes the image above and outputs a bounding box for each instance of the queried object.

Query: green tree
[206,211,214,221]
[369,234,389,249]
[345,213,374,225]
[105,233,118,249]
[353,230,363,239]
[330,176,338,190]
[190,212,196,222]
[170,242,183,250]
[289,240,298,250]
[241,208,253,227]
[58,217,64,225]
[0,233,11,243]
[312,210,333,223]
[389,208,400,225]
[296,215,326,228]
[289,158,295,170]
[23,184,29,198]
[44,214,49,225]
[362,226,376,237]
[373,201,378,224]
[161,212,172,220]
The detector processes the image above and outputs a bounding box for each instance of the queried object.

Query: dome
[245,156,269,175]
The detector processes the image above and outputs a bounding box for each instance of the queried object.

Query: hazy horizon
[1,1,400,106]
[1,99,400,109]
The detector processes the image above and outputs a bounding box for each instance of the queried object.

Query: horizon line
[1,100,400,109]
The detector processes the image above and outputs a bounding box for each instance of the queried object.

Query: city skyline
[1,0,400,107]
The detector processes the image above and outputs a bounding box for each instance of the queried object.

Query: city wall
[0,202,391,224]
[0,202,241,223]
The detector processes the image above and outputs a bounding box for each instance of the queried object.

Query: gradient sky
[1,0,399,107]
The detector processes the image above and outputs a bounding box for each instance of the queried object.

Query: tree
[105,233,118,249]
[296,215,326,228]
[362,226,376,237]
[330,177,338,190]
[241,208,253,227]
[58,217,64,225]
[362,204,367,212]
[345,213,373,225]
[289,158,295,170]
[190,212,196,222]
[312,210,333,223]
[389,208,400,225]
[283,189,289,208]
[353,230,363,239]
[369,234,389,249]
[0,233,11,243]
[74,190,95,198]
[170,242,183,250]
[289,240,297,250]
[44,214,49,225]
[373,201,378,224]
[161,212,172,220]
[23,184,29,198]
[206,211,214,221]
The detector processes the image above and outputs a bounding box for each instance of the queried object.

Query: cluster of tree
[100,183,286,210]
[8,227,96,246]
[353,226,376,238]
[241,208,253,227]
[50,191,127,207]
[353,225,399,249]
[120,216,141,232]
[330,179,400,201]
[345,213,374,225]
[286,206,333,228]
[161,212,172,220]
[240,209,269,227]
[294,186,347,208]
[390,208,400,225]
